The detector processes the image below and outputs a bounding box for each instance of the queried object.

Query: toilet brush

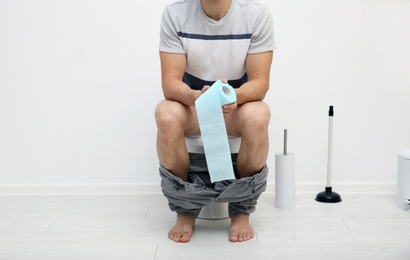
[315,106,342,203]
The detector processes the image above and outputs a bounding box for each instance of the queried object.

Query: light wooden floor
[0,193,409,260]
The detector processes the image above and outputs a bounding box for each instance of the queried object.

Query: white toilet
[397,149,410,210]
[185,135,241,219]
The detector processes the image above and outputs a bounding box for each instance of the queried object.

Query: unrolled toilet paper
[195,80,237,183]
[275,153,295,209]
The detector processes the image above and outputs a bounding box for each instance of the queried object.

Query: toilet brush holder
[275,129,295,209]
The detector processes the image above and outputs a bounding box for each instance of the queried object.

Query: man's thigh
[158,100,269,137]
[156,100,201,136]
[225,101,271,136]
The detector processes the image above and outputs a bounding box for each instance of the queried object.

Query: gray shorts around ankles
[159,153,268,218]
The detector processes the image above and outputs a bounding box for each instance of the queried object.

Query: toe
[239,232,245,242]
[180,232,191,243]
[169,230,181,242]
[168,230,174,240]
[174,232,183,242]
[229,232,239,242]
[245,231,253,241]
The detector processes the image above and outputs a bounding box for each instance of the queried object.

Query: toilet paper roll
[275,153,295,209]
[195,80,237,183]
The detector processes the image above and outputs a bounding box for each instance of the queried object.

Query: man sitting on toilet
[155,0,275,243]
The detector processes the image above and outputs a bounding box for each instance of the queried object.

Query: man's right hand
[201,85,210,94]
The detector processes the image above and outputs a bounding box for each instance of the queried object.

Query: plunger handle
[284,129,288,155]
[326,106,334,187]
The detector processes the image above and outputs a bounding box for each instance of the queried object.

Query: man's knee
[238,102,270,134]
[155,100,188,134]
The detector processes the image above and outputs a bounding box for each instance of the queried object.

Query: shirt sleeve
[248,6,276,54]
[159,6,185,54]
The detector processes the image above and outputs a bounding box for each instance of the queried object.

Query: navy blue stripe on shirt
[183,72,248,91]
[177,32,252,40]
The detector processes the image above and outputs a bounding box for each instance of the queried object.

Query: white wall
[1,0,409,186]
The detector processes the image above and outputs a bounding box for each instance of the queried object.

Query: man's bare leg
[232,102,270,178]
[226,101,270,242]
[155,100,200,242]
[155,100,200,180]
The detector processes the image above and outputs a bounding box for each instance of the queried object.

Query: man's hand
[223,102,237,117]
[201,85,210,94]
[220,79,237,117]
[197,79,237,117]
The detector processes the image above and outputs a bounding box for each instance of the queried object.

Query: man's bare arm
[160,52,201,106]
[235,51,273,105]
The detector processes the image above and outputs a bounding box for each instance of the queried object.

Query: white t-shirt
[159,0,275,90]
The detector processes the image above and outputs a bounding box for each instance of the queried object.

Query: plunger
[315,106,342,203]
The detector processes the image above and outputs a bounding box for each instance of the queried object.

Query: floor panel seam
[255,229,260,244]
[47,219,58,232]
[153,244,159,260]
[145,208,150,219]
[341,218,350,231]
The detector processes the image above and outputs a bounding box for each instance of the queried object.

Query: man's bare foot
[229,214,254,242]
[168,215,195,243]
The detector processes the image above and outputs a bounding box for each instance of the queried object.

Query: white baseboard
[0,183,162,196]
[266,182,397,195]
[0,182,396,196]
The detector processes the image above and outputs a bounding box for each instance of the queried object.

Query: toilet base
[198,202,229,220]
